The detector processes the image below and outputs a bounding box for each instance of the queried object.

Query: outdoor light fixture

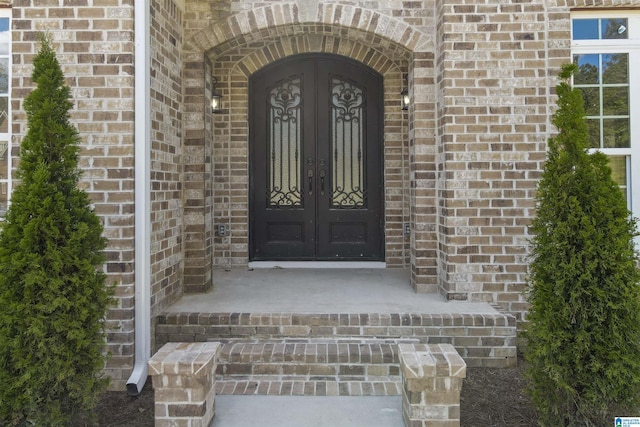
[211,76,222,114]
[401,88,409,111]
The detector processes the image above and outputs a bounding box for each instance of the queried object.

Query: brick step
[214,378,402,396]
[155,311,518,368]
[214,339,410,396]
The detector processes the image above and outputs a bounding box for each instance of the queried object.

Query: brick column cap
[398,343,466,379]
[148,342,220,376]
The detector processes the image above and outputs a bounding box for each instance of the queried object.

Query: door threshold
[248,261,387,269]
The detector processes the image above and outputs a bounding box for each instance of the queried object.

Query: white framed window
[572,12,640,227]
[0,8,9,219]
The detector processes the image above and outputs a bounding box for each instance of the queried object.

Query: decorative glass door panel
[330,77,365,209]
[250,54,383,260]
[268,76,302,208]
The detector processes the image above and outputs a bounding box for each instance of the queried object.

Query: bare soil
[91,359,537,426]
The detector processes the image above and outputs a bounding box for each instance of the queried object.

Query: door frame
[248,53,385,261]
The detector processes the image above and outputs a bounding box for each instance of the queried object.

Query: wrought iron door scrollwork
[267,75,303,208]
[330,76,366,209]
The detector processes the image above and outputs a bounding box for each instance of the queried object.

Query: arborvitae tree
[0,35,111,425]
[525,63,640,426]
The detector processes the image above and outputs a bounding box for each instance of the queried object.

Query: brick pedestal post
[399,343,466,427]
[148,342,221,427]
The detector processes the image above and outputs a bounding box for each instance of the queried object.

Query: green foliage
[0,35,112,426]
[525,63,640,426]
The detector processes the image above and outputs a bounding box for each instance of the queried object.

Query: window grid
[572,12,640,218]
[573,52,630,150]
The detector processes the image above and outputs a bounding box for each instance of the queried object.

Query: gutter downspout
[126,0,151,396]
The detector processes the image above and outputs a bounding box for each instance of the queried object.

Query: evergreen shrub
[525,63,640,426]
[0,35,111,426]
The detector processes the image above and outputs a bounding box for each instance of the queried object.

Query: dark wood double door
[249,54,384,261]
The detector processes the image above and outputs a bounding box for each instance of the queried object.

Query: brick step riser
[214,340,405,396]
[156,331,516,367]
[214,378,403,396]
[218,363,400,378]
[217,342,401,363]
[216,341,400,376]
[155,312,519,368]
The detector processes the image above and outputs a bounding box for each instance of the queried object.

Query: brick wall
[149,0,184,317]
[408,49,438,293]
[11,0,136,388]
[433,0,549,323]
[180,0,215,293]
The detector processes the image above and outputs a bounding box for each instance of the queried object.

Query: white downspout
[126,0,151,396]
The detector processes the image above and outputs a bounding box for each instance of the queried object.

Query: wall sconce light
[401,88,409,111]
[211,76,223,114]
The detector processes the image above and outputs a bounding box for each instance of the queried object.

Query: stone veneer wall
[11,0,136,388]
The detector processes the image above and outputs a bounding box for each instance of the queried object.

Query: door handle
[319,170,325,193]
[308,170,313,193]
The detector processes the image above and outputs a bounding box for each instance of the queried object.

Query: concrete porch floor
[166,267,499,315]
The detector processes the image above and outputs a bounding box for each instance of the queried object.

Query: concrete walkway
[211,395,404,427]
[167,267,498,314]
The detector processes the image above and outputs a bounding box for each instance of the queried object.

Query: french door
[249,54,383,260]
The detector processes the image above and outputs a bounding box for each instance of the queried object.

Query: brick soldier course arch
[183,3,433,54]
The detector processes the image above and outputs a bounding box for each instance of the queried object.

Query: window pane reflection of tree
[602,53,628,84]
[603,118,630,148]
[578,87,599,116]
[574,54,599,84]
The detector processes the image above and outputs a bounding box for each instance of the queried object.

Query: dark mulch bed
[461,360,538,427]
[90,381,155,427]
[90,359,537,426]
